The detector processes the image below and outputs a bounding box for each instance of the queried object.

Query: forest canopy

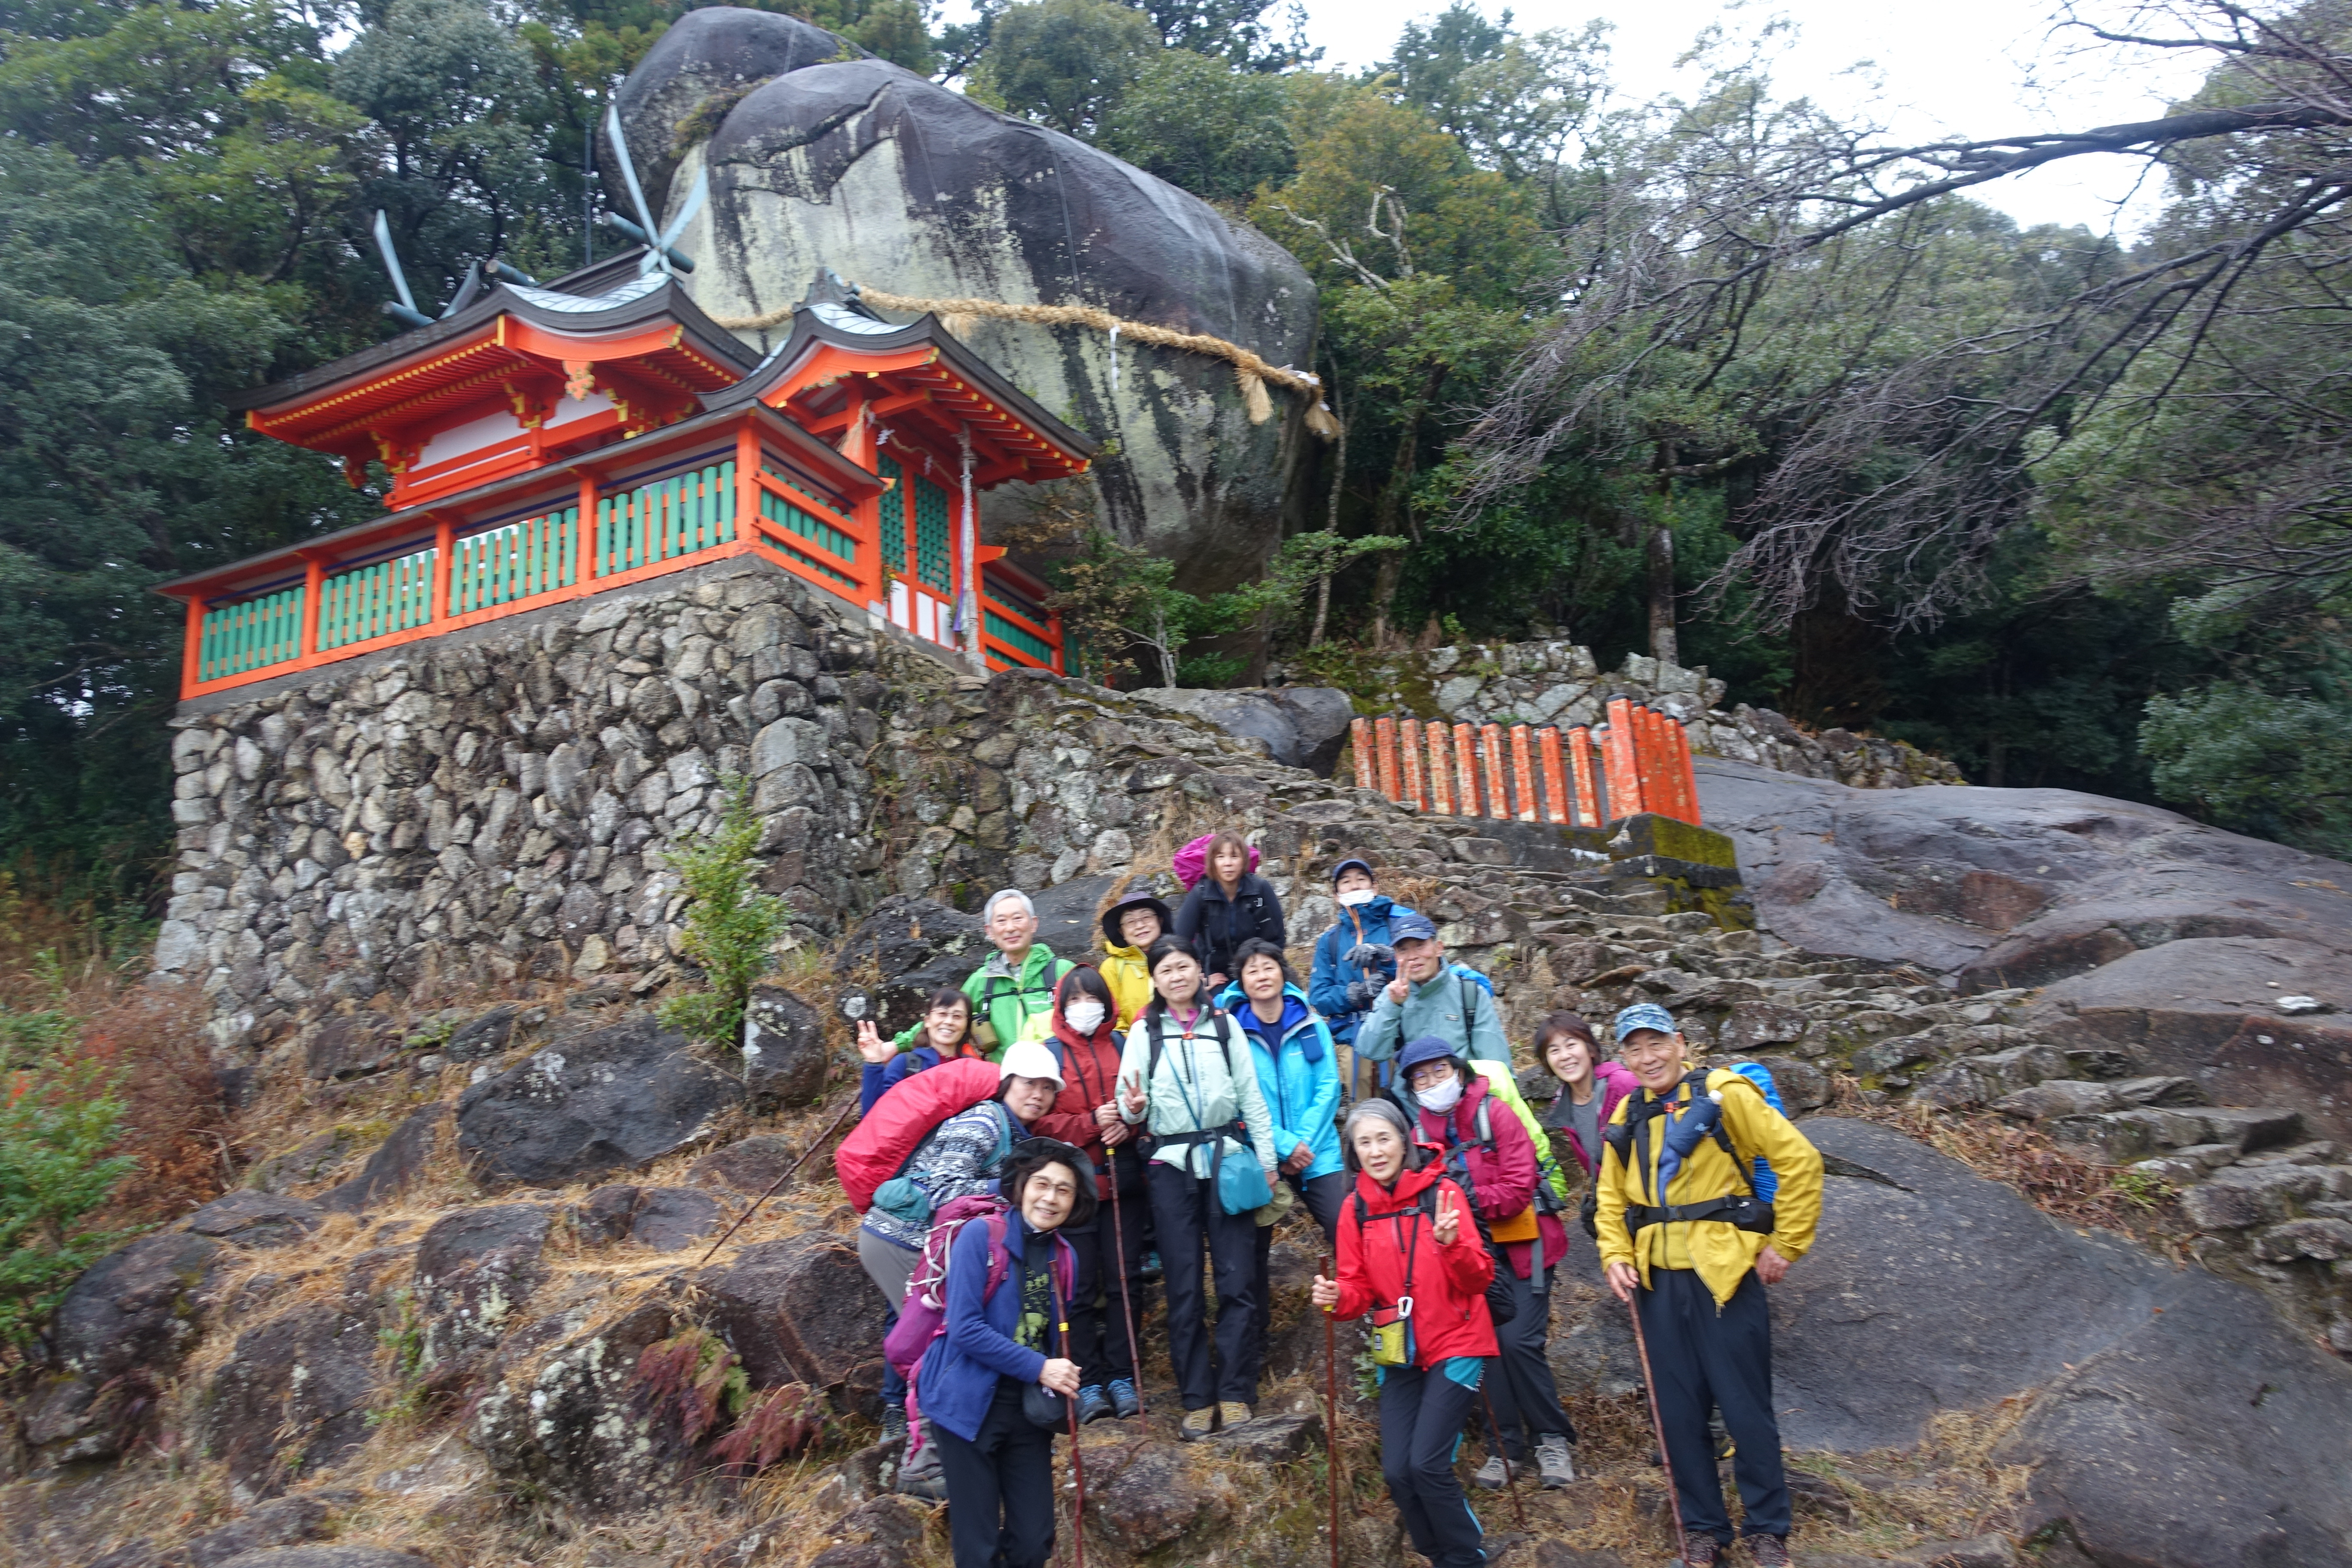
[4,0,2350,917]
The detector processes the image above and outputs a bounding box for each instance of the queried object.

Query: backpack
[836,1056,1003,1213]
[882,1197,1076,1454]
[1723,1061,1786,1202]
[1173,833,1259,891]
[1351,1181,1517,1329]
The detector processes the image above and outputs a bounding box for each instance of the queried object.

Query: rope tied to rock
[709,286,1342,440]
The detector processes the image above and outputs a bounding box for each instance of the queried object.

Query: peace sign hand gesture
[1432,1189,1461,1246]
[1120,1072,1148,1118]
[855,1020,894,1064]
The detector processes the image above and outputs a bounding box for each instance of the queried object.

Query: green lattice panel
[318,548,434,650]
[759,487,859,590]
[455,506,576,613]
[877,454,910,577]
[984,608,1055,667]
[913,474,952,591]
[199,586,305,681]
[597,461,734,575]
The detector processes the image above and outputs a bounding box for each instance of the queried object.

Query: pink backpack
[1172,833,1261,891]
[882,1195,1075,1453]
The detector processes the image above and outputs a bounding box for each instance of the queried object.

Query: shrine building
[159,260,1094,700]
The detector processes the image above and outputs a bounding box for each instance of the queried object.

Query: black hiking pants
[1244,1168,1347,1384]
[1378,1358,1487,1568]
[1481,1247,1577,1461]
[1637,1266,1791,1544]
[1148,1161,1260,1408]
[934,1380,1057,1568]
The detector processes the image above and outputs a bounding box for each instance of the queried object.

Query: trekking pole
[1476,1384,1529,1530]
[1106,1151,1148,1418]
[696,1091,860,1266]
[1323,1250,1341,1568]
[1626,1288,1694,1568]
[1057,1278,1089,1568]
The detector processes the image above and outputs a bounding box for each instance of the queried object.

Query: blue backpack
[1723,1061,1786,1202]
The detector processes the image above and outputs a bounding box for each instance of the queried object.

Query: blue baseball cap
[1395,1035,1464,1075]
[1329,857,1376,888]
[1390,910,1439,943]
[1613,1002,1678,1042]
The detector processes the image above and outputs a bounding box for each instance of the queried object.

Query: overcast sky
[1296,0,2214,232]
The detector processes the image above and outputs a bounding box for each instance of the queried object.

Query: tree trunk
[1648,448,1678,665]
[1311,570,1332,647]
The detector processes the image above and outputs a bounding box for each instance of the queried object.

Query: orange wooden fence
[1347,698,1702,827]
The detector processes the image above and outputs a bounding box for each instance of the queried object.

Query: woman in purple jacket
[920,1140,1097,1568]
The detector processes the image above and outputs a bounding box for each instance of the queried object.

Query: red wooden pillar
[430,515,455,624]
[1479,724,1508,821]
[1637,706,1673,818]
[1602,698,1645,819]
[1509,724,1537,822]
[1568,724,1602,824]
[1453,723,1480,816]
[1375,717,1400,801]
[578,472,603,582]
[298,553,326,656]
[1427,723,1454,815]
[181,595,206,695]
[1538,726,1569,824]
[1400,719,1427,811]
[1674,717,1702,822]
[1351,718,1374,791]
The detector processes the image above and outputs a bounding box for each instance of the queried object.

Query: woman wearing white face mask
[1308,856,1421,1100]
[1024,965,1146,1421]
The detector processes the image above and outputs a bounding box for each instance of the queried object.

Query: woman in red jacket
[1024,965,1145,1423]
[1311,1099,1497,1568]
[1395,1033,1579,1491]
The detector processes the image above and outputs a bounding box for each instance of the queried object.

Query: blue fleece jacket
[1308,895,1414,1047]
[859,1045,941,1114]
[1217,981,1344,1180]
[917,1210,1075,1443]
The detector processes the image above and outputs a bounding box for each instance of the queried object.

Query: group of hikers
[837,830,1825,1568]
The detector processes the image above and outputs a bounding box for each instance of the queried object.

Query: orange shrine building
[161,261,1095,699]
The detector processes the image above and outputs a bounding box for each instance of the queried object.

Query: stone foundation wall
[156,557,894,1053]
[1272,642,1966,789]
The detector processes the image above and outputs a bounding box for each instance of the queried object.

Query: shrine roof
[224,258,758,429]
[705,291,1099,484]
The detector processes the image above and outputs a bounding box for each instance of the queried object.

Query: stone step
[1991,1075,2204,1121]
[2047,1105,2304,1165]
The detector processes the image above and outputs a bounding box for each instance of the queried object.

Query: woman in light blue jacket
[1218,936,1344,1387]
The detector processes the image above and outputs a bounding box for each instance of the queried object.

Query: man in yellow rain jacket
[1594,1002,1822,1568]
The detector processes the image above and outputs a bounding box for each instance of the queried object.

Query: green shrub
[0,1048,137,1350]
[657,775,790,1049]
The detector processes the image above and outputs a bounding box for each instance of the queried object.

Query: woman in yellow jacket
[1592,1003,1822,1568]
[1097,893,1171,1028]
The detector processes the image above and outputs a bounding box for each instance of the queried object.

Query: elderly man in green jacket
[961,887,1075,1056]
[1353,910,1509,1069]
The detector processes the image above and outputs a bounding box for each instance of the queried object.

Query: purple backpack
[882,1195,1075,1453]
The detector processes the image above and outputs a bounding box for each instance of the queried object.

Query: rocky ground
[6,665,2350,1568]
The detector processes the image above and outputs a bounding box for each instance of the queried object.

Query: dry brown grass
[1826,1077,2187,1249]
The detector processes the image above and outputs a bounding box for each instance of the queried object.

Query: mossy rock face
[1609,812,1738,873]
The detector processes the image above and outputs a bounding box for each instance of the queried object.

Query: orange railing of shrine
[1348,700,1702,827]
[176,415,1063,700]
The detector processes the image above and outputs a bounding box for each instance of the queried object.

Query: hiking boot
[1745,1536,1790,1568]
[879,1403,907,1446]
[1181,1406,1217,1441]
[898,1469,947,1502]
[1107,1378,1142,1418]
[1675,1538,1719,1567]
[1535,1433,1575,1488]
[1076,1384,1112,1425]
[1218,1401,1253,1430]
[1470,1454,1510,1490]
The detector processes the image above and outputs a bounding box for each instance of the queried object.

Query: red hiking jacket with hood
[1332,1155,1498,1367]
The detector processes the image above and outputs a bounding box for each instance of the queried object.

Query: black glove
[1344,942,1394,968]
[1344,980,1376,1012]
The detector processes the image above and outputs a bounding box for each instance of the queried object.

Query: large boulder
[741,983,827,1108]
[315,1102,448,1214]
[184,1191,324,1250]
[619,9,1320,589]
[455,1015,744,1187]
[21,1232,218,1461]
[700,1232,888,1399]
[1771,1120,2352,1567]
[1698,758,2352,1134]
[470,1298,693,1513]
[203,1304,379,1500]
[412,1204,550,1374]
[1130,686,1357,773]
[833,895,991,1037]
